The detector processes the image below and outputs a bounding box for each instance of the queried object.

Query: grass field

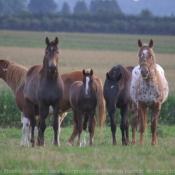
[0,30,175,175]
[0,31,175,92]
[0,125,175,175]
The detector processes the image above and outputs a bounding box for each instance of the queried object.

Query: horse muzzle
[141,69,149,79]
[49,65,57,74]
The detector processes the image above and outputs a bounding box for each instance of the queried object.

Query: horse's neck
[40,67,59,81]
[145,65,157,84]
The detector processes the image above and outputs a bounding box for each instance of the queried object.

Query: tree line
[0,10,174,35]
[0,0,174,35]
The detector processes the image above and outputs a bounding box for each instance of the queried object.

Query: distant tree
[74,1,88,14]
[139,9,154,18]
[90,0,121,14]
[61,2,70,15]
[0,0,26,15]
[28,0,57,13]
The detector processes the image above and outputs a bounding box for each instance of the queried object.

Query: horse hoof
[131,141,136,146]
[20,143,29,147]
[151,142,157,146]
[77,142,82,147]
[81,141,86,147]
[52,141,59,146]
[66,141,72,146]
[113,142,117,146]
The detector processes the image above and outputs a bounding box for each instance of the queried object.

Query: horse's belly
[137,88,160,106]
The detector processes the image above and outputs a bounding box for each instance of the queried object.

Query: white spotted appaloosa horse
[130,39,169,145]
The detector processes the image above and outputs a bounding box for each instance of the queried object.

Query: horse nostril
[141,69,148,77]
[49,65,56,74]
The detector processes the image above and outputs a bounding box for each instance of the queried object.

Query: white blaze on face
[49,59,56,67]
[141,49,148,58]
[85,77,90,95]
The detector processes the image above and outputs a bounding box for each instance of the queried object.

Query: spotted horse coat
[130,64,169,109]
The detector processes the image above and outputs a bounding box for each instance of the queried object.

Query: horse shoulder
[26,64,42,78]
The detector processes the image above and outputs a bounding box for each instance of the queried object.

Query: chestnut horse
[0,58,35,147]
[130,39,169,145]
[104,65,134,145]
[69,69,106,146]
[24,37,64,146]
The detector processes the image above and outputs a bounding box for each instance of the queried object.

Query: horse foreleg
[88,111,95,146]
[52,103,60,146]
[120,106,129,146]
[76,111,83,147]
[139,102,147,145]
[108,111,117,145]
[150,103,160,145]
[25,99,36,147]
[131,103,138,145]
[81,113,89,146]
[38,103,49,146]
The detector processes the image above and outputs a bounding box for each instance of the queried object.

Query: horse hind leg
[20,113,30,147]
[56,112,67,146]
[66,121,78,146]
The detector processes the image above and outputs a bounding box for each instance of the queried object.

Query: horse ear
[82,69,86,75]
[55,37,59,45]
[45,37,50,45]
[106,72,110,80]
[90,69,93,75]
[149,39,153,48]
[138,39,142,47]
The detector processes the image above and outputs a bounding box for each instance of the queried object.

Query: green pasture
[0,125,175,175]
[0,30,175,54]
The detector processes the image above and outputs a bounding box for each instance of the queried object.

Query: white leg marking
[20,114,30,147]
[81,130,86,147]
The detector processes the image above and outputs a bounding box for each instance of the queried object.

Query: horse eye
[45,51,48,54]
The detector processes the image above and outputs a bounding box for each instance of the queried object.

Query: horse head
[138,39,156,79]
[82,69,94,98]
[44,37,59,74]
[104,66,123,110]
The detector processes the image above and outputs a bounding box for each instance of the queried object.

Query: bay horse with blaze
[130,39,169,145]
[104,64,134,145]
[69,69,106,146]
[24,37,63,146]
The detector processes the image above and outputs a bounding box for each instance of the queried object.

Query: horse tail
[94,77,106,130]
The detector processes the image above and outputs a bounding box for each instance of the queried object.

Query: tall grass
[0,89,21,128]
[0,90,175,128]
